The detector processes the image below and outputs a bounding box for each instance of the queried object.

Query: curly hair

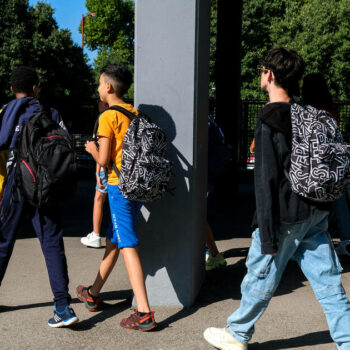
[10,66,39,94]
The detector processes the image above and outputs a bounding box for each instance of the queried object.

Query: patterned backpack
[287,103,350,202]
[100,105,172,202]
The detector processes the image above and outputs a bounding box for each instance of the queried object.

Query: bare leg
[89,239,119,296]
[206,223,219,257]
[121,247,150,313]
[93,190,107,234]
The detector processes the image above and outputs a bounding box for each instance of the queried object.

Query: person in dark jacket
[0,66,79,327]
[204,48,350,350]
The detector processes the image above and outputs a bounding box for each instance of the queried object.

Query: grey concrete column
[134,0,210,307]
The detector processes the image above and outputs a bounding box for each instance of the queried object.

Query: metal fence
[72,100,350,171]
[72,134,95,169]
[240,101,350,170]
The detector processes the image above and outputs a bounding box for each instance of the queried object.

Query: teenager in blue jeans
[0,67,78,327]
[204,48,350,349]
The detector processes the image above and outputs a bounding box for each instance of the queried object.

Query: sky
[28,0,97,64]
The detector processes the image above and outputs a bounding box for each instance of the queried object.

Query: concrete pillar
[134,0,210,307]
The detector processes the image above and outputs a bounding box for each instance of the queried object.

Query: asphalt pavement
[0,179,349,350]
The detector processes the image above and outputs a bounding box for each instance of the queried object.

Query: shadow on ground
[249,330,333,349]
[71,289,133,331]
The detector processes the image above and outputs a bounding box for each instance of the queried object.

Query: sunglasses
[257,66,270,74]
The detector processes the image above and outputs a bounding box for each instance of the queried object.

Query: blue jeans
[227,209,350,349]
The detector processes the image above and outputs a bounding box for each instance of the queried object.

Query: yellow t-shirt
[97,104,138,185]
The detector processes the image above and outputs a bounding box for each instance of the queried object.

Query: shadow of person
[135,104,203,325]
[249,330,333,349]
[70,289,132,331]
[133,105,329,329]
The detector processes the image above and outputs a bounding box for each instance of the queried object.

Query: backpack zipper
[22,160,36,183]
[41,134,62,139]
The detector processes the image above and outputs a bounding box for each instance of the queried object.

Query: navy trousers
[0,171,71,309]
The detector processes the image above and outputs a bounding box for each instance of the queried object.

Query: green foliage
[240,0,287,100]
[240,0,350,101]
[81,0,135,99]
[271,0,350,101]
[0,0,95,129]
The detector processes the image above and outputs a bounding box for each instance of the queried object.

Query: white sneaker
[203,327,247,350]
[80,232,101,248]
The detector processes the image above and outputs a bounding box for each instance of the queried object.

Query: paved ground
[0,179,349,350]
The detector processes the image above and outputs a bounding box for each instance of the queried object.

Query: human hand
[85,141,97,154]
[96,173,105,189]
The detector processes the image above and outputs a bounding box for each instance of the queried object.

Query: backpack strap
[92,105,136,139]
[95,105,137,179]
[106,105,137,121]
[108,106,138,178]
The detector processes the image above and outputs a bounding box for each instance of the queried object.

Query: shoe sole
[120,322,157,332]
[48,316,79,328]
[81,242,101,248]
[203,329,246,350]
[76,294,99,312]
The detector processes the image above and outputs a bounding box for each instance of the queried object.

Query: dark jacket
[0,97,64,150]
[0,97,66,221]
[0,97,65,172]
[252,102,329,254]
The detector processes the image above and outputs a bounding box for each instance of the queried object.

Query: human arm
[254,120,281,255]
[85,137,111,168]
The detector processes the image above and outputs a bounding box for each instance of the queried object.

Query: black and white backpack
[287,103,350,202]
[97,105,172,202]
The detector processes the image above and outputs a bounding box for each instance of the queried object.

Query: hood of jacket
[259,102,292,139]
[0,97,40,149]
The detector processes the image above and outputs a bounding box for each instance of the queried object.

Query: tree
[0,0,95,131]
[240,0,288,100]
[81,0,135,98]
[271,0,350,101]
[239,0,350,102]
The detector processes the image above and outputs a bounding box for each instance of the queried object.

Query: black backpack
[94,105,172,202]
[15,106,77,207]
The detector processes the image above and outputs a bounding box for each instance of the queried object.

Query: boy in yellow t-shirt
[77,64,157,331]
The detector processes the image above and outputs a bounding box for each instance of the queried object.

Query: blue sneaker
[48,304,79,328]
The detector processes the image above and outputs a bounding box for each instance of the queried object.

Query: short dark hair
[10,66,39,94]
[100,64,132,97]
[262,48,305,96]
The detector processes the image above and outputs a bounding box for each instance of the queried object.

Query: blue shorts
[96,170,108,194]
[105,185,142,248]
